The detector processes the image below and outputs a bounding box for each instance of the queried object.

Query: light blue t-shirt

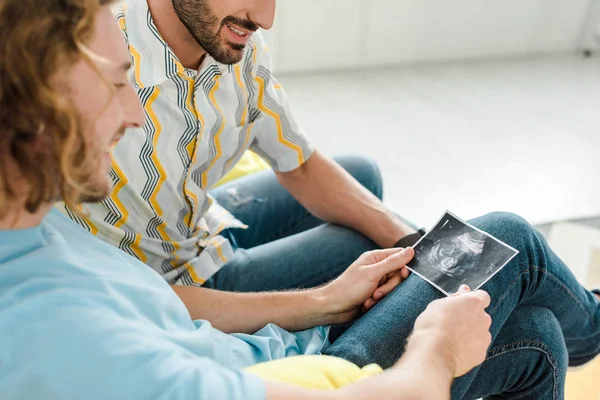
[0,210,329,400]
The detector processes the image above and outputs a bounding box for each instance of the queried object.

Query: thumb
[453,284,471,296]
[372,247,414,276]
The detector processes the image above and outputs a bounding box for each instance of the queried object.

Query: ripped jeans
[207,155,599,399]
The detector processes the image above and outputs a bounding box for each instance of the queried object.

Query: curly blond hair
[0,0,115,217]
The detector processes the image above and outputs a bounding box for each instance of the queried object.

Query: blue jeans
[208,156,599,399]
[207,155,382,292]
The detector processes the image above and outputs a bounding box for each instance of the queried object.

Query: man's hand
[406,286,493,378]
[363,266,411,311]
[317,248,415,325]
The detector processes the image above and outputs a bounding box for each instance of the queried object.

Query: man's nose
[248,0,276,30]
[123,84,144,129]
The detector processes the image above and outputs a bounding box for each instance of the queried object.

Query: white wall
[581,0,600,51]
[263,0,593,73]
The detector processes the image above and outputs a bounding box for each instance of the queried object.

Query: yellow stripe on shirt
[87,220,99,236]
[225,123,254,172]
[234,65,248,125]
[110,160,130,229]
[254,75,304,166]
[146,88,171,245]
[181,75,200,230]
[174,58,185,75]
[131,233,148,263]
[70,204,100,236]
[117,15,126,31]
[129,44,144,89]
[180,75,209,229]
[200,76,226,189]
[210,238,228,263]
[184,261,204,284]
[116,4,127,31]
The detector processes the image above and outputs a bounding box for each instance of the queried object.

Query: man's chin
[79,193,110,204]
[78,184,111,204]
[208,41,246,65]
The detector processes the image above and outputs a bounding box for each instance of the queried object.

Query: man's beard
[172,0,258,65]
[78,181,111,204]
[74,131,120,205]
[50,155,111,205]
[72,162,112,204]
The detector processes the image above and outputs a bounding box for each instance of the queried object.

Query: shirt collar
[122,0,229,89]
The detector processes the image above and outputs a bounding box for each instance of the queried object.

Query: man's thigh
[203,223,379,292]
[209,155,383,250]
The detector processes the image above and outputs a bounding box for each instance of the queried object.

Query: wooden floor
[567,359,600,399]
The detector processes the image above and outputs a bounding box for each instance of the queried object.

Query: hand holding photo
[406,211,519,296]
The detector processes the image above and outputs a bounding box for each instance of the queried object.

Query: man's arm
[248,33,409,248]
[276,150,415,249]
[174,248,413,333]
[172,286,329,334]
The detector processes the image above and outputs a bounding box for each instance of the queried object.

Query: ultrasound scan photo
[407,211,519,296]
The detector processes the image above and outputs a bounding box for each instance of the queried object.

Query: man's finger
[473,290,491,308]
[372,247,415,276]
[401,267,410,279]
[378,275,389,287]
[365,247,405,263]
[452,284,471,296]
[373,273,403,300]
[363,297,378,311]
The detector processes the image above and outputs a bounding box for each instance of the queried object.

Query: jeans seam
[485,340,559,400]
[489,266,592,320]
[534,266,593,319]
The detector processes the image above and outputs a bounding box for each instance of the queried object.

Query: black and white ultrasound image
[407,211,519,296]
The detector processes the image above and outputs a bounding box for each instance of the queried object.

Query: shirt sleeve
[0,298,266,400]
[248,32,315,173]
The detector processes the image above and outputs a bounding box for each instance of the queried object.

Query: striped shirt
[59,0,314,286]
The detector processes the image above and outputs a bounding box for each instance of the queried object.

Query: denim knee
[471,212,536,248]
[514,307,569,371]
[333,155,383,200]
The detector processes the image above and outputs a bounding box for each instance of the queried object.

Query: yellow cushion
[215,151,270,187]
[246,355,383,390]
[250,355,600,394]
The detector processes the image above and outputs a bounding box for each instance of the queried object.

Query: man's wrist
[394,228,426,249]
[311,284,357,326]
[300,288,334,326]
[402,331,457,382]
[389,334,455,400]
